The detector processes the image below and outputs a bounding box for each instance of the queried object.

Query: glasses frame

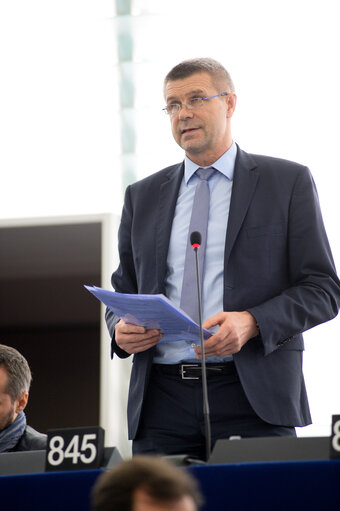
[162,92,229,115]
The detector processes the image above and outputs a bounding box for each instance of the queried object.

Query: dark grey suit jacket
[106,146,340,439]
[11,425,47,452]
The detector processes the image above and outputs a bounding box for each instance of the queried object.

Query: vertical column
[116,0,137,189]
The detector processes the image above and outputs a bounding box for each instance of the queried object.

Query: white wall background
[0,0,339,445]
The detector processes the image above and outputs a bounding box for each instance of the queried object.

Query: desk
[190,459,340,511]
[1,460,340,511]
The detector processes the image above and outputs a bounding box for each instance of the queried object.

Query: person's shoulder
[12,425,47,452]
[238,146,309,174]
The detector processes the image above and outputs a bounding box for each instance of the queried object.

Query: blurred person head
[92,456,203,511]
[0,344,31,432]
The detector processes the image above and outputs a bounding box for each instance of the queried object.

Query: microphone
[190,230,201,249]
[190,231,211,461]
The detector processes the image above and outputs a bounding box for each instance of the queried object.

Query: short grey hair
[164,57,235,93]
[0,344,31,402]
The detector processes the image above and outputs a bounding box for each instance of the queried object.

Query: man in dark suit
[106,58,340,460]
[0,344,47,452]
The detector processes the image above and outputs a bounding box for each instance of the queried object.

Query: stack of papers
[84,285,212,345]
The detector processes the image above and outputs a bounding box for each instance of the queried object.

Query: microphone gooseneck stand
[191,231,211,461]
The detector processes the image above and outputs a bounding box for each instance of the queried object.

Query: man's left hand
[195,311,259,359]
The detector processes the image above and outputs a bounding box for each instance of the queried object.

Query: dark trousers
[133,362,296,461]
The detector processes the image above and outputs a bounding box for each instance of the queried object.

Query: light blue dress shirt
[153,142,237,364]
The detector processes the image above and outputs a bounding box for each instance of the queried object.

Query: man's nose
[178,104,194,120]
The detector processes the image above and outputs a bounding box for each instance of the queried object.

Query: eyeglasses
[162,92,229,116]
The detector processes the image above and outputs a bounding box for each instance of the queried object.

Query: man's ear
[226,93,237,118]
[15,391,28,413]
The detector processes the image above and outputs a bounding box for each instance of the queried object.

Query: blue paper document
[84,285,212,344]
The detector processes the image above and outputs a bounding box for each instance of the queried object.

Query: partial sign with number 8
[330,415,340,459]
[45,427,104,471]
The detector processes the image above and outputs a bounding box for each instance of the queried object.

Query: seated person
[92,455,203,511]
[0,344,47,452]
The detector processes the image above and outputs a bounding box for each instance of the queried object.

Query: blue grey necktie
[180,167,216,323]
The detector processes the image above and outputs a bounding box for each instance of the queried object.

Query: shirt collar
[184,141,237,184]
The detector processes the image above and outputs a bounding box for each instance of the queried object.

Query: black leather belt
[152,362,236,380]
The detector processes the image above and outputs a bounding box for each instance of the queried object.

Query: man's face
[133,488,197,511]
[164,72,236,166]
[0,366,20,432]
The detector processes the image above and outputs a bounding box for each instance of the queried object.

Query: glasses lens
[168,104,180,115]
[188,98,204,109]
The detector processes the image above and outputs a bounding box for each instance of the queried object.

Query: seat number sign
[45,426,104,471]
[330,415,340,459]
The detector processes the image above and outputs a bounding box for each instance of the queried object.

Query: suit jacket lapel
[224,147,259,265]
[156,162,184,292]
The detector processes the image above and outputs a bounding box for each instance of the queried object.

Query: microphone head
[190,231,201,248]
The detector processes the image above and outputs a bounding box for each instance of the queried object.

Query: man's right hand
[115,320,162,354]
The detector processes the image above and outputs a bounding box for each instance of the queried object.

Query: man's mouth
[181,127,199,135]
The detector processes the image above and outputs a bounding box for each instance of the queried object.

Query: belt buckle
[180,364,200,380]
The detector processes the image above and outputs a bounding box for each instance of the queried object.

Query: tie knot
[196,167,216,181]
